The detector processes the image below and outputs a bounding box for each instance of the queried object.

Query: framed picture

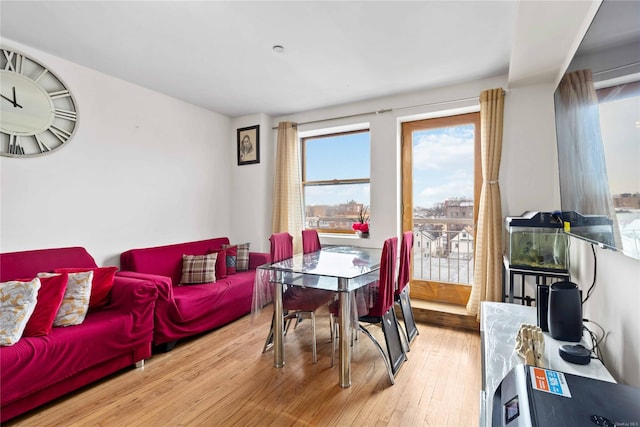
[237,125,260,165]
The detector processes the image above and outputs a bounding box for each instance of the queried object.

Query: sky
[304,132,371,206]
[412,124,474,208]
[303,125,475,209]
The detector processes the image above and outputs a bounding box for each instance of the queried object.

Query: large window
[302,129,370,233]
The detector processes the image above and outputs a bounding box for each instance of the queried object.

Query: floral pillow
[0,278,41,346]
[55,266,118,311]
[47,271,93,327]
[181,253,217,285]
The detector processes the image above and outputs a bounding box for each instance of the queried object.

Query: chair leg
[399,288,419,343]
[396,314,410,354]
[311,312,317,363]
[262,313,275,353]
[358,324,395,385]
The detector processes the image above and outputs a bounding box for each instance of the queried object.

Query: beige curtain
[272,122,304,254]
[466,88,505,319]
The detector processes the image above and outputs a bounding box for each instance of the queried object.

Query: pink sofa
[0,247,158,422]
[119,237,269,350]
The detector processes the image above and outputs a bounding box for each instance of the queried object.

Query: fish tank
[505,211,568,271]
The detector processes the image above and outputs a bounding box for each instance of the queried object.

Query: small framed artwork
[237,125,260,165]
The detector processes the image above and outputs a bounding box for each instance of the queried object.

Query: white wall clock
[1,47,78,157]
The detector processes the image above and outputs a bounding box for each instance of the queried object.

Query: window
[302,129,370,233]
[401,112,480,305]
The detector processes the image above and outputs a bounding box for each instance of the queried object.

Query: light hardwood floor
[6,307,481,426]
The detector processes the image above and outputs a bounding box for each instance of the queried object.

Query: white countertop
[480,301,615,426]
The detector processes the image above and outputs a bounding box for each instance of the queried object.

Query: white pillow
[0,278,41,346]
[45,271,93,327]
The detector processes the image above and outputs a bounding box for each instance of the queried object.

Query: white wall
[571,239,640,386]
[229,114,274,253]
[0,39,232,266]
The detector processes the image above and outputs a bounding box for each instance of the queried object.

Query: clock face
[1,48,78,157]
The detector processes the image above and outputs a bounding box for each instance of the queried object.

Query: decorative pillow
[23,273,68,337]
[0,278,41,346]
[207,248,227,279]
[55,266,118,310]
[223,243,250,272]
[223,245,237,275]
[48,271,93,327]
[181,253,217,285]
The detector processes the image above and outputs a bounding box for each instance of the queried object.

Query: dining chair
[302,229,321,254]
[262,232,333,363]
[332,237,406,384]
[396,231,419,345]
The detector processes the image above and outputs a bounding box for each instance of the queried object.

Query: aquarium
[505,212,568,271]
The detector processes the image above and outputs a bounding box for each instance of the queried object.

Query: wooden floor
[6,307,481,426]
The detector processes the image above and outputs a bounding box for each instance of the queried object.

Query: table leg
[274,280,284,368]
[338,281,351,388]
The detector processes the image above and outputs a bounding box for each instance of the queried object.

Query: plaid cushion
[223,243,250,272]
[181,253,217,285]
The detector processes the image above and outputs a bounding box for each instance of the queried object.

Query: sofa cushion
[224,245,237,275]
[181,253,217,285]
[207,248,227,279]
[23,273,68,337]
[50,271,93,327]
[55,266,118,311]
[223,243,250,272]
[0,279,40,346]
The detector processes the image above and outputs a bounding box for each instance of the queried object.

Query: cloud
[412,126,474,172]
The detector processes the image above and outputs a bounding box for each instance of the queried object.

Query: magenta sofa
[0,247,158,422]
[119,237,269,350]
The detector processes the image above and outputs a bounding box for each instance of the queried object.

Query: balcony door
[401,112,480,305]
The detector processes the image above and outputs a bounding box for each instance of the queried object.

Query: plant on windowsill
[352,206,370,238]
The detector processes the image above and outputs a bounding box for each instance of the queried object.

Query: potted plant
[352,206,370,238]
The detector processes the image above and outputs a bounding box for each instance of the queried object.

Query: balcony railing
[412,218,474,285]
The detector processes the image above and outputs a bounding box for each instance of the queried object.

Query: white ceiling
[0,1,601,118]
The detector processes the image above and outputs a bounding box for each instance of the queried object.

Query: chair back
[396,231,413,295]
[367,237,398,317]
[269,233,293,263]
[302,229,321,254]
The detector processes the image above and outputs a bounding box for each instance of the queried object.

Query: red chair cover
[366,237,398,318]
[269,233,293,263]
[396,231,413,295]
[302,229,321,254]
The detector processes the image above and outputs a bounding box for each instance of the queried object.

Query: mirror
[554,0,640,259]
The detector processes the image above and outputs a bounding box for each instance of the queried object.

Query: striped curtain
[466,88,505,319]
[272,122,304,254]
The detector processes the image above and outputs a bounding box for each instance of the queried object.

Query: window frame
[302,128,371,234]
[401,112,481,305]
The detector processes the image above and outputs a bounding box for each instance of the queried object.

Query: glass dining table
[257,245,382,388]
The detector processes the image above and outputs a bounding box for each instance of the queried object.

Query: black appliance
[548,281,582,342]
[536,284,549,332]
[492,364,640,427]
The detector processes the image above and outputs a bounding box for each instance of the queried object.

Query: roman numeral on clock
[54,108,77,121]
[2,50,23,73]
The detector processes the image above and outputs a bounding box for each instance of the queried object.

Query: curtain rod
[270,94,495,129]
[592,61,640,76]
